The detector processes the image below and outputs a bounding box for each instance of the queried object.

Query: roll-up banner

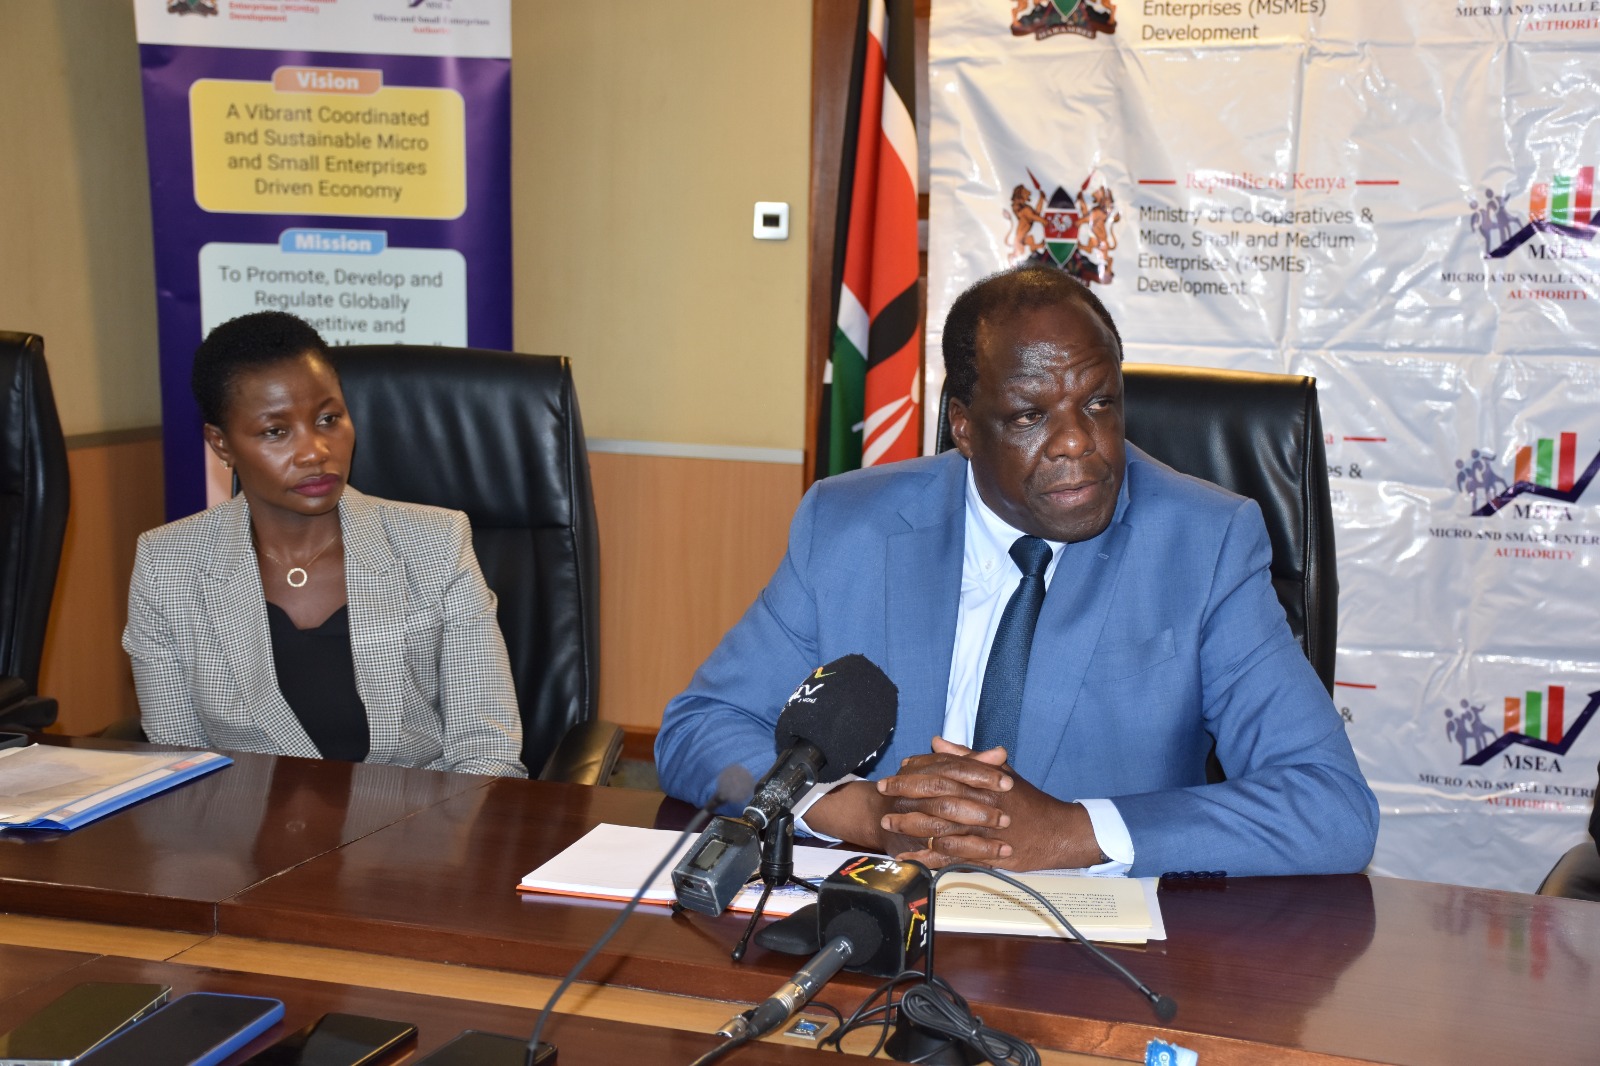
[134,0,512,518]
[928,1,1599,890]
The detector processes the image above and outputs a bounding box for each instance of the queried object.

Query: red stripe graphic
[1558,432,1577,491]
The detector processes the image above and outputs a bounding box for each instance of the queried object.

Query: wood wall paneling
[38,435,164,738]
[805,2,859,483]
[36,442,795,742]
[589,452,799,732]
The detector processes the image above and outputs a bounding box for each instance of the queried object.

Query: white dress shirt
[795,464,1133,874]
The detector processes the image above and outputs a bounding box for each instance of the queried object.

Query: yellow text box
[190,79,466,220]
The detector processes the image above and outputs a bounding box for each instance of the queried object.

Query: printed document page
[518,823,1164,940]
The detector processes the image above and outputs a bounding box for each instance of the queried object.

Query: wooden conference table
[3,738,1598,1065]
[0,941,834,1064]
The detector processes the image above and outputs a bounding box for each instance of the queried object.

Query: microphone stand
[730,811,818,962]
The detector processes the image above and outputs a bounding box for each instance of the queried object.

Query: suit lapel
[201,497,320,758]
[1010,487,1133,786]
[340,490,408,763]
[886,456,966,747]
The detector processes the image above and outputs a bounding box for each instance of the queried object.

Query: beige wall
[0,2,160,437]
[514,5,812,450]
[0,0,812,447]
[1,1,814,735]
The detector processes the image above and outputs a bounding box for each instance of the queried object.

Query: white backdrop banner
[928,0,1600,890]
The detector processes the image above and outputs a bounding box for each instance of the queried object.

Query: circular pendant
[286,567,309,588]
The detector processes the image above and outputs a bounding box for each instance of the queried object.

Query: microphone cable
[684,1031,751,1066]
[691,995,847,1066]
[526,765,754,1064]
[896,977,1039,1066]
[819,969,927,1057]
[819,863,1176,1064]
[929,863,1177,1025]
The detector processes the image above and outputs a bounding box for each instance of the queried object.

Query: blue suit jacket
[656,448,1378,877]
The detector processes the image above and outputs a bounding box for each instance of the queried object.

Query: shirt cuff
[1077,797,1134,876]
[791,774,861,843]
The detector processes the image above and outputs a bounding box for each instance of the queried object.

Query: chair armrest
[0,676,56,730]
[0,692,57,730]
[98,715,149,742]
[537,719,624,786]
[0,676,27,710]
[1537,842,1600,901]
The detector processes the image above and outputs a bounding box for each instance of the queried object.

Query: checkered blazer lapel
[200,496,321,758]
[340,489,411,765]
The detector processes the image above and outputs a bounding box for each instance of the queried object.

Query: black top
[265,601,370,762]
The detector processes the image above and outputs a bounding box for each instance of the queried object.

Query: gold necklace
[255,532,340,589]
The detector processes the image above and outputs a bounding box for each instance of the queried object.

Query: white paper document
[516,823,839,915]
[517,823,1164,942]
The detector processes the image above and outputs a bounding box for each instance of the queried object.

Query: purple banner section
[139,44,511,520]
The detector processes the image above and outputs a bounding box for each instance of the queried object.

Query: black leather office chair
[1538,843,1600,901]
[334,345,621,784]
[936,363,1338,692]
[1538,773,1600,900]
[0,332,70,730]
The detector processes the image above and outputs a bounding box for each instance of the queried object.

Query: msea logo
[1454,432,1599,517]
[1467,166,1597,263]
[1004,169,1120,285]
[1010,0,1118,40]
[1442,685,1599,771]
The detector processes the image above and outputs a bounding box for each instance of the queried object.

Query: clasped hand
[873,737,1101,871]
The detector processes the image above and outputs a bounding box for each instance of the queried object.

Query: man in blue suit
[656,264,1377,877]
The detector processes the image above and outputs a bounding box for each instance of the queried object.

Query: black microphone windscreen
[1153,995,1178,1022]
[775,653,898,782]
[822,907,885,968]
[715,764,755,807]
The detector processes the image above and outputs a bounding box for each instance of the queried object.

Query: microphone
[716,855,931,1042]
[716,936,855,1041]
[816,855,929,977]
[526,764,753,1062]
[672,654,898,916]
[743,653,899,830]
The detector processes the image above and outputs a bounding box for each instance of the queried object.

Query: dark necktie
[972,535,1053,756]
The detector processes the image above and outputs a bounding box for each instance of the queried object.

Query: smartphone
[75,993,284,1066]
[0,982,170,1066]
[415,1031,554,1065]
[241,1013,416,1066]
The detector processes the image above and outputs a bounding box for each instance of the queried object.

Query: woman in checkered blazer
[122,312,525,777]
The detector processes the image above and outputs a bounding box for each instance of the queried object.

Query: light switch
[753,201,789,240]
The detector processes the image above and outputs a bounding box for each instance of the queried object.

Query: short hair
[191,311,335,426]
[941,263,1123,406]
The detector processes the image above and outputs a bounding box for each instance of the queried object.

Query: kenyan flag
[817,0,921,477]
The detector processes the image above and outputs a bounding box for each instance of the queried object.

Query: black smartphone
[0,731,31,750]
[415,1031,554,1065]
[241,1013,416,1066]
[75,993,284,1066]
[0,982,170,1066]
